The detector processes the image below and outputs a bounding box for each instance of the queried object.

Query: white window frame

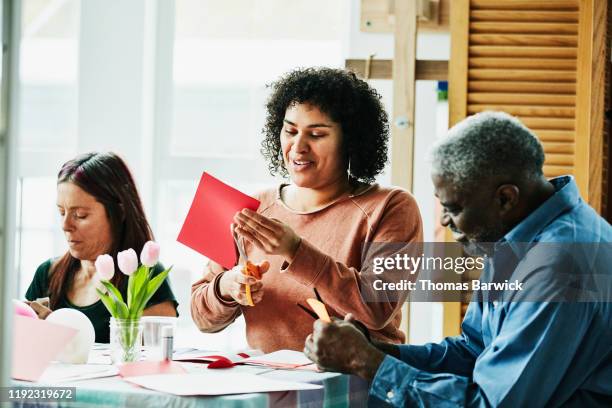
[1,0,21,388]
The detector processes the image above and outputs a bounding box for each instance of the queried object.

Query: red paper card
[177,172,260,269]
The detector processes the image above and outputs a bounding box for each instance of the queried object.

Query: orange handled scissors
[232,227,261,306]
[297,288,331,322]
[298,288,371,341]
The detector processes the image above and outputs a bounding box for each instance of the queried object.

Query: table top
[13,352,370,407]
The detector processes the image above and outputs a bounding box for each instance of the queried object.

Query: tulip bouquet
[95,241,171,362]
[95,241,171,319]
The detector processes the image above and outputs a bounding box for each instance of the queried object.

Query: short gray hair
[431,111,545,190]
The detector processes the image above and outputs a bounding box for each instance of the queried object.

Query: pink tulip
[117,248,138,276]
[140,241,160,267]
[95,254,115,281]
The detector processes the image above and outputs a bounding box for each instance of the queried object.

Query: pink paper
[177,172,260,269]
[13,299,37,319]
[118,361,186,377]
[12,315,78,381]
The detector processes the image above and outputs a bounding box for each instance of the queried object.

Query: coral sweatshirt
[190,184,423,353]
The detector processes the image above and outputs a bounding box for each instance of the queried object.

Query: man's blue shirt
[370,176,612,407]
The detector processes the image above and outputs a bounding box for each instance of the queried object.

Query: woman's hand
[218,261,270,306]
[25,298,52,319]
[233,209,301,262]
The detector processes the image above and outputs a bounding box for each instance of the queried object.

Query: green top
[25,259,179,343]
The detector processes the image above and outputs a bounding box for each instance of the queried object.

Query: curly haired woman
[191,67,423,352]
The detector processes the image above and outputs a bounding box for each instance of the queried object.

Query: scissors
[232,226,248,266]
[232,225,258,306]
[297,288,322,319]
[297,288,331,322]
[298,288,371,340]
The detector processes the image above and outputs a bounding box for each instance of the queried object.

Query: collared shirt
[370,176,612,407]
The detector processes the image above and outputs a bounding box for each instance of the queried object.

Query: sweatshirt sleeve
[281,190,423,331]
[369,302,597,407]
[190,260,242,333]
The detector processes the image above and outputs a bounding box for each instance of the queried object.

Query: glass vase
[109,318,143,364]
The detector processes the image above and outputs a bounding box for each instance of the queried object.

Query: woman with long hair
[25,152,177,343]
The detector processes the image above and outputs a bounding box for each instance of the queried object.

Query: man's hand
[304,315,386,381]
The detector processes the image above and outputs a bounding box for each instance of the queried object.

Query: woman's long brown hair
[48,152,154,309]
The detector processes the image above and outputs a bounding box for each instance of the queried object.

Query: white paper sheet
[240,349,313,368]
[39,363,119,383]
[260,368,340,383]
[124,372,322,396]
[86,349,112,365]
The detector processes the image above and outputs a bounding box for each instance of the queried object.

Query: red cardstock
[177,172,260,269]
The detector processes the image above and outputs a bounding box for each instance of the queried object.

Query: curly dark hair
[261,67,389,183]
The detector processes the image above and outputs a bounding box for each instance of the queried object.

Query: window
[158,0,350,347]
[16,0,80,295]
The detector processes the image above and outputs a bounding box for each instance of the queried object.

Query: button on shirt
[369,176,612,407]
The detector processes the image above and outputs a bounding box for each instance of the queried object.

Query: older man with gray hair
[305,111,612,407]
[431,111,552,256]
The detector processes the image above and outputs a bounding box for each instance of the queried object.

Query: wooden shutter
[447,0,610,330]
[605,0,612,221]
[449,0,609,213]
